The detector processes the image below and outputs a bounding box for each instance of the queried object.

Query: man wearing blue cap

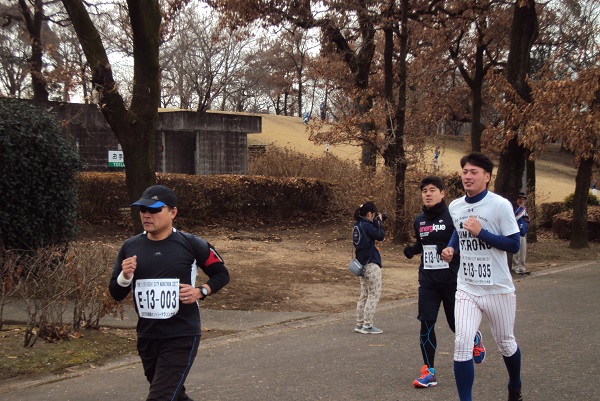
[108,185,230,400]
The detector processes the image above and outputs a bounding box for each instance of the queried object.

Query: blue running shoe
[413,365,437,388]
[473,330,486,364]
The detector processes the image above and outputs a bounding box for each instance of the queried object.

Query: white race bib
[134,278,180,319]
[460,254,493,285]
[423,245,449,270]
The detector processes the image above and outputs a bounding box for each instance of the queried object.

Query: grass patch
[0,325,137,381]
[0,325,235,382]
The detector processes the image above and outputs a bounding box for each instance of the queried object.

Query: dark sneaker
[508,387,523,401]
[473,330,486,364]
[354,325,363,333]
[359,326,383,334]
[413,365,437,388]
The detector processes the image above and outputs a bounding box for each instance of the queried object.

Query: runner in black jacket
[403,176,459,388]
[108,185,230,401]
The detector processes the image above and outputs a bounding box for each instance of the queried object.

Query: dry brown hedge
[551,206,600,241]
[76,172,334,228]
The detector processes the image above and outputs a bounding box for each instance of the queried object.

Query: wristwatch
[199,286,209,300]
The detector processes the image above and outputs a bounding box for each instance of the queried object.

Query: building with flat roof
[27,101,262,175]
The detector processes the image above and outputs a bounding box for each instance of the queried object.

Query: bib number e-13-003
[134,278,180,319]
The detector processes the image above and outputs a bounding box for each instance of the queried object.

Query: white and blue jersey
[449,191,520,295]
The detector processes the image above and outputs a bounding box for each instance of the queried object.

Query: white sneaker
[359,326,383,334]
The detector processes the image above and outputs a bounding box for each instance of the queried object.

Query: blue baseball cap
[131,185,178,208]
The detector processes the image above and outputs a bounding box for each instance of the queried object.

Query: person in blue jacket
[512,192,530,275]
[352,201,385,334]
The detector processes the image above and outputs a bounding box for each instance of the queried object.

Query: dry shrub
[538,202,563,229]
[551,206,600,241]
[249,146,465,230]
[77,172,332,228]
[76,147,464,233]
[2,247,74,346]
[76,172,128,226]
[250,146,394,219]
[1,242,124,346]
[68,242,124,330]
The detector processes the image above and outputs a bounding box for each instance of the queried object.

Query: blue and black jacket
[353,217,385,267]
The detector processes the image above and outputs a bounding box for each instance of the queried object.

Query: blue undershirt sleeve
[477,229,520,253]
[448,229,459,252]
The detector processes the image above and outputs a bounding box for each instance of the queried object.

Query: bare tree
[444,1,511,152]
[160,7,255,113]
[0,8,29,97]
[494,0,539,202]
[61,0,163,232]
[525,0,600,248]
[275,24,314,117]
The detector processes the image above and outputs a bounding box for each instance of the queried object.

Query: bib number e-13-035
[460,255,493,285]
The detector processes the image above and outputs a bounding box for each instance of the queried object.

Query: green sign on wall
[108,150,125,168]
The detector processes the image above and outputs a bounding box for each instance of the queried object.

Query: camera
[376,213,387,222]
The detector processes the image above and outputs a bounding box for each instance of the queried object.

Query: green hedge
[0,99,79,250]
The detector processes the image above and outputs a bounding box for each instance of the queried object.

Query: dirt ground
[131,220,600,315]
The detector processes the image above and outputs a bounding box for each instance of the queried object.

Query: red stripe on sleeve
[204,249,223,266]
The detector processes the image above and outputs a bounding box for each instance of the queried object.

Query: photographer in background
[352,202,385,334]
[404,176,459,388]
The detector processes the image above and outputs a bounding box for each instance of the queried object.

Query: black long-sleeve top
[109,228,230,338]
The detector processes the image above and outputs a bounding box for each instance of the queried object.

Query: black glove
[436,242,446,256]
[403,246,414,259]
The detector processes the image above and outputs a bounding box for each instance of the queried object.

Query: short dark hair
[419,176,445,191]
[354,201,377,220]
[460,152,494,174]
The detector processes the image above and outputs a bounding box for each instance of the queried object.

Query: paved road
[1,261,598,401]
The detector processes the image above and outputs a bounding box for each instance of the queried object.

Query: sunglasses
[139,206,164,214]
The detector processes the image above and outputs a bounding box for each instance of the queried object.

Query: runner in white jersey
[441,152,524,401]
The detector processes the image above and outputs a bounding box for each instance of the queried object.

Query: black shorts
[417,280,457,322]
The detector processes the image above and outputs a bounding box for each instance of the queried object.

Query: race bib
[423,245,449,270]
[134,278,180,319]
[460,254,493,285]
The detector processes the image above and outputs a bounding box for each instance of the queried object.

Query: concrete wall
[24,101,261,174]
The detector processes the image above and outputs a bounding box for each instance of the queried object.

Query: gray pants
[512,236,527,272]
[356,263,382,328]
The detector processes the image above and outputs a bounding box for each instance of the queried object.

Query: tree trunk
[382,13,394,167]
[19,0,49,101]
[495,0,538,200]
[321,9,376,169]
[471,77,483,153]
[298,74,303,117]
[495,136,526,201]
[389,0,410,243]
[569,156,593,249]
[360,140,377,169]
[62,0,160,233]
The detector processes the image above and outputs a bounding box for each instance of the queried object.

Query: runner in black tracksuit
[108,185,230,401]
[403,176,459,388]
